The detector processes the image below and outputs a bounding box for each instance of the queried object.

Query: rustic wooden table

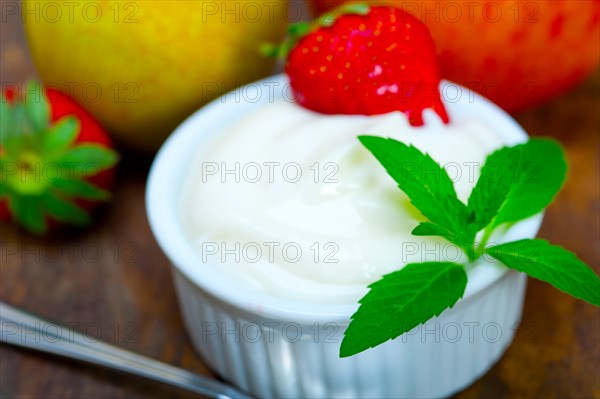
[1,7,599,399]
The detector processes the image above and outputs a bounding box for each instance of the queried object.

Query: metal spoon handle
[0,301,251,399]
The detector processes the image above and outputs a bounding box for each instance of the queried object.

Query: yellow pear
[24,0,288,151]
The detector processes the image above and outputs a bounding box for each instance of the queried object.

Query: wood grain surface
[1,5,599,399]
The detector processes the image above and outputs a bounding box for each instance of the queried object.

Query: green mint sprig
[339,136,600,357]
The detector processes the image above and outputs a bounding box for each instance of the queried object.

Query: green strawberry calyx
[0,81,119,235]
[261,2,370,60]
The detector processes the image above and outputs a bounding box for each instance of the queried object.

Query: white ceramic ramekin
[146,74,543,398]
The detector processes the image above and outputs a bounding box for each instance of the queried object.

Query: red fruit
[0,82,119,235]
[278,4,448,126]
[312,0,600,114]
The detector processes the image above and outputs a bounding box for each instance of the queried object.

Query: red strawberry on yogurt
[265,3,449,126]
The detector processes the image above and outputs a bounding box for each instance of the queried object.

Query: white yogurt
[180,100,506,303]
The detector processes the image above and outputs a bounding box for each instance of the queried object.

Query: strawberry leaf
[319,3,370,26]
[0,176,9,199]
[0,159,16,187]
[0,99,12,145]
[9,195,48,235]
[41,193,91,226]
[43,116,79,156]
[24,81,50,133]
[3,102,27,154]
[261,22,312,59]
[288,21,311,37]
[487,239,600,307]
[340,262,467,357]
[1,141,25,164]
[57,144,119,177]
[262,3,370,59]
[52,178,111,201]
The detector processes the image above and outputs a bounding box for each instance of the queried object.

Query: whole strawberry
[0,82,119,235]
[267,4,448,126]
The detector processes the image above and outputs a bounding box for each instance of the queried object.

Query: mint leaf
[468,145,521,231]
[487,239,600,306]
[493,139,567,227]
[412,221,451,237]
[340,262,467,357]
[359,136,473,249]
[57,144,119,177]
[52,178,111,201]
[24,81,50,133]
[43,116,79,156]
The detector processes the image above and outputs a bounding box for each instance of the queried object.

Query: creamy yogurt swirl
[181,100,506,303]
